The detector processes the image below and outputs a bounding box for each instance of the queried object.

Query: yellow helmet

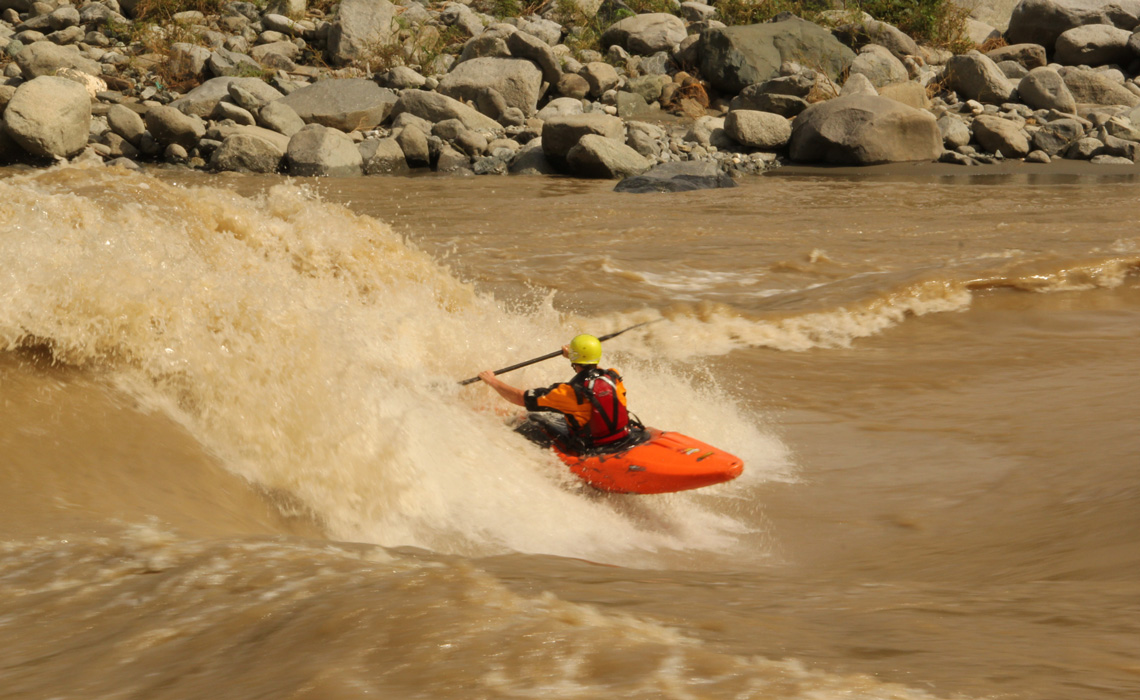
[568,334,602,365]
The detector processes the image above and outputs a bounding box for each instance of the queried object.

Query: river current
[1,163,1138,699]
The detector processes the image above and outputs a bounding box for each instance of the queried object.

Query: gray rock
[459,30,513,64]
[257,99,305,136]
[849,44,909,88]
[724,109,791,150]
[1019,67,1077,113]
[4,75,90,158]
[541,113,624,167]
[14,41,100,79]
[107,104,145,147]
[262,13,302,36]
[212,101,256,125]
[832,18,919,60]
[1054,23,1134,66]
[326,0,396,66]
[436,143,472,173]
[1066,135,1104,159]
[937,113,971,149]
[556,73,591,99]
[506,30,561,85]
[789,94,943,165]
[375,66,428,90]
[1090,153,1134,163]
[1097,130,1140,160]
[279,79,397,131]
[359,137,409,174]
[1032,117,1085,154]
[171,77,284,118]
[168,42,211,79]
[210,132,286,172]
[145,104,206,149]
[841,72,878,96]
[997,60,1029,80]
[251,41,300,70]
[537,97,584,120]
[943,51,1015,104]
[437,57,544,118]
[1061,67,1140,106]
[615,91,656,120]
[685,115,734,150]
[1006,0,1140,50]
[228,83,270,112]
[286,124,364,176]
[581,61,620,97]
[626,120,666,157]
[627,74,671,103]
[972,114,1030,157]
[614,160,736,193]
[566,133,650,178]
[389,90,503,132]
[985,43,1047,69]
[1025,149,1052,162]
[729,88,810,117]
[701,18,855,94]
[395,124,430,167]
[207,48,261,76]
[601,12,686,55]
[509,138,558,174]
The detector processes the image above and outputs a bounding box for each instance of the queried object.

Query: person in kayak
[478,334,638,451]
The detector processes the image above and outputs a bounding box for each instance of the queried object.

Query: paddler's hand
[478,370,498,385]
[561,345,570,359]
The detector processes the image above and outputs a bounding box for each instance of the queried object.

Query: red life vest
[575,369,630,447]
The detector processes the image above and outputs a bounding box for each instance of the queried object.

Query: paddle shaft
[458,321,658,386]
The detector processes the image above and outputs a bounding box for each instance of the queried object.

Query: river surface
[1,163,1138,700]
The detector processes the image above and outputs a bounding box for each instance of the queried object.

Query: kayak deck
[549,425,744,494]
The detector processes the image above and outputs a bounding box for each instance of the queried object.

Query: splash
[0,166,787,562]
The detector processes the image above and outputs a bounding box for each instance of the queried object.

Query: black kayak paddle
[458,320,660,386]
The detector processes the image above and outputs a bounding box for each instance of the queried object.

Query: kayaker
[478,334,635,451]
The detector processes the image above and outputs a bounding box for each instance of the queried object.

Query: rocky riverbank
[2,0,1140,188]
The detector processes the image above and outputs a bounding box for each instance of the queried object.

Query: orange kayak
[553,427,744,494]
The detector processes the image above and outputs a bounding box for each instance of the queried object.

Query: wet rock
[279,79,397,131]
[359,137,410,174]
[601,13,686,55]
[4,75,90,158]
[789,93,942,165]
[210,131,286,172]
[614,161,736,193]
[541,112,624,167]
[700,17,855,94]
[286,123,364,176]
[566,133,650,178]
[1018,67,1077,113]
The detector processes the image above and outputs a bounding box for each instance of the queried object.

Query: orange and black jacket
[524,367,630,446]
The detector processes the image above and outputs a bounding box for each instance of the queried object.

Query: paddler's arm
[478,371,526,407]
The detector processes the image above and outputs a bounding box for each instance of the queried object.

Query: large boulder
[3,76,90,158]
[278,79,397,131]
[985,43,1047,69]
[437,57,543,119]
[13,42,101,79]
[145,104,206,149]
[210,132,287,173]
[1032,117,1086,154]
[1005,0,1140,50]
[849,44,909,88]
[286,124,364,176]
[972,115,1031,157]
[541,113,624,167]
[565,134,650,178]
[506,30,561,85]
[1018,66,1077,112]
[942,51,1016,104]
[788,94,943,165]
[1056,23,1135,65]
[614,161,737,193]
[833,18,920,59]
[1060,67,1140,106]
[326,0,396,66]
[724,109,791,150]
[388,90,503,132]
[700,17,855,94]
[170,77,284,118]
[601,13,687,55]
